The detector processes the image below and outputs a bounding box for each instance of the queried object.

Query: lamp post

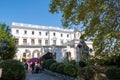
[0,40,7,55]
[0,40,7,78]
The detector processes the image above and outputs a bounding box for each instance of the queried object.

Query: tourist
[31,62,35,73]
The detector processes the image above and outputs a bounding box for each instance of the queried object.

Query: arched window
[66,52,71,60]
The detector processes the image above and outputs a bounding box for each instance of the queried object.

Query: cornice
[11,22,74,33]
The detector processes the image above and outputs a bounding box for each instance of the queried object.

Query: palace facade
[11,22,93,62]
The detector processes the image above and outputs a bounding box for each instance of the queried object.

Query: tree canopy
[49,0,120,56]
[0,23,16,60]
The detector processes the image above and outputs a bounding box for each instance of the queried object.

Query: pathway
[25,71,64,80]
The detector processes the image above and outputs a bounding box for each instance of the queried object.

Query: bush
[77,67,95,80]
[97,53,120,66]
[105,67,120,79]
[64,64,77,77]
[43,59,56,69]
[0,59,26,80]
[79,60,87,67]
[56,63,65,74]
[42,52,53,60]
[69,60,76,65]
[49,62,59,72]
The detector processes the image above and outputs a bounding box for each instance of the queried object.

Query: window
[61,34,63,37]
[23,39,27,44]
[46,32,48,36]
[38,39,42,45]
[45,40,48,45]
[67,34,69,38]
[32,31,34,35]
[31,39,35,45]
[61,40,63,45]
[24,30,27,34]
[53,32,56,36]
[53,40,56,45]
[39,32,41,35]
[16,30,19,34]
[15,38,19,45]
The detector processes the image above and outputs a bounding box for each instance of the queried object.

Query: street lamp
[0,40,7,78]
[0,40,7,56]
[1,40,7,48]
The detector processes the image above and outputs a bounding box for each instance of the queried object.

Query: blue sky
[0,0,63,28]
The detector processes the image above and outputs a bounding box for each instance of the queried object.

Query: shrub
[0,59,26,80]
[64,64,77,77]
[49,62,58,72]
[43,59,56,69]
[77,67,95,80]
[98,53,120,66]
[43,60,48,68]
[79,60,87,67]
[56,63,65,74]
[105,67,120,79]
[42,52,53,60]
[69,60,76,65]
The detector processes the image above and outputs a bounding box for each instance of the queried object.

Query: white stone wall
[11,22,74,46]
[11,22,93,62]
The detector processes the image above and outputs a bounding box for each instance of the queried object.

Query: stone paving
[25,71,64,80]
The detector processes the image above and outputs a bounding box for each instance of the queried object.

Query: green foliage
[0,59,26,80]
[56,63,65,74]
[49,0,120,56]
[105,67,120,79]
[43,59,56,69]
[49,62,59,72]
[94,53,120,66]
[43,60,48,68]
[42,52,53,60]
[64,64,77,77]
[105,54,120,66]
[62,57,69,64]
[79,60,87,67]
[69,60,76,65]
[77,67,95,80]
[62,58,76,65]
[0,24,16,60]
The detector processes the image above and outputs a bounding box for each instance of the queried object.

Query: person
[24,62,28,71]
[35,62,39,73]
[28,63,32,73]
[31,62,35,73]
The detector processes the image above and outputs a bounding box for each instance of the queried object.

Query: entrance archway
[66,51,71,60]
[25,49,31,58]
[32,50,40,58]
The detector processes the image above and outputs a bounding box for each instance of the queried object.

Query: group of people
[24,61,43,73]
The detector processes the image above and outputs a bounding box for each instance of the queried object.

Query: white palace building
[11,22,93,62]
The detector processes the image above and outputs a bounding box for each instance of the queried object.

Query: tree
[49,0,120,56]
[0,23,16,60]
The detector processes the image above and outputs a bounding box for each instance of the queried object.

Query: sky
[0,0,63,28]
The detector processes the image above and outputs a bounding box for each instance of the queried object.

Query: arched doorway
[32,50,40,58]
[16,50,22,60]
[66,51,71,60]
[25,49,31,58]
